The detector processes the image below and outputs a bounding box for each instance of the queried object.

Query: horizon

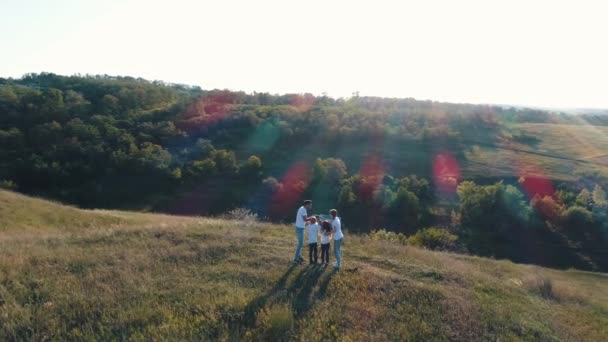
[2,0,608,109]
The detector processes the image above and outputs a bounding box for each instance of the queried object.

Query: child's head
[309,217,317,224]
[321,220,331,232]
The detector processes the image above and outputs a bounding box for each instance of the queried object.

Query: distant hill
[0,190,606,340]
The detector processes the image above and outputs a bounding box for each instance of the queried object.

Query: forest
[1,73,607,271]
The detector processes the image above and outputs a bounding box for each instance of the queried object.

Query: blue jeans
[294,227,304,260]
[334,238,343,267]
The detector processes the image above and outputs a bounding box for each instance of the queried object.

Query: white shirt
[321,231,332,244]
[332,217,343,240]
[307,223,320,243]
[295,206,307,228]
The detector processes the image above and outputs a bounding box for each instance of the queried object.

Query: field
[463,123,608,181]
[1,189,607,341]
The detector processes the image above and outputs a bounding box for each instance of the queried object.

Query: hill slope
[0,190,607,341]
[464,123,608,181]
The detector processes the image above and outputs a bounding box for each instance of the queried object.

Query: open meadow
[1,190,607,341]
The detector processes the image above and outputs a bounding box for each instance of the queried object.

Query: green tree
[240,155,263,178]
[211,149,237,174]
[185,159,216,178]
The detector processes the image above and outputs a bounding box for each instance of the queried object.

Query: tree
[562,206,593,234]
[531,195,564,226]
[591,184,608,225]
[40,88,65,121]
[576,188,593,209]
[592,185,607,207]
[185,159,216,178]
[29,121,63,146]
[503,185,531,221]
[240,155,263,178]
[211,149,237,174]
[389,188,421,232]
[457,181,529,256]
[63,90,90,117]
[101,94,120,114]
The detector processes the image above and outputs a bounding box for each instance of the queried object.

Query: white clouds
[1,0,607,108]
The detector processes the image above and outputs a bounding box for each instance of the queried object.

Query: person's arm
[299,208,309,224]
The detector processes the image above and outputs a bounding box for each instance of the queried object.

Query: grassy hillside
[464,123,608,181]
[1,190,607,341]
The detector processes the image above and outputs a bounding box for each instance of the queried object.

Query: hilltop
[0,190,606,340]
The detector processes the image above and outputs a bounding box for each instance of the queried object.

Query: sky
[1,0,607,109]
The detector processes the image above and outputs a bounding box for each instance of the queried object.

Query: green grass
[1,189,607,340]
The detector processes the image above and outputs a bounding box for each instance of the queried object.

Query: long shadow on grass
[291,266,337,318]
[242,264,337,326]
[242,263,298,326]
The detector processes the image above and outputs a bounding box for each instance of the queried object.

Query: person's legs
[322,243,330,264]
[309,243,318,264]
[320,244,326,263]
[294,227,304,261]
[309,243,313,264]
[334,238,342,268]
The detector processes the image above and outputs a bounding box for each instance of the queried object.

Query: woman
[329,209,343,269]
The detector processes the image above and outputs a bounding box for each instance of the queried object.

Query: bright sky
[1,0,607,108]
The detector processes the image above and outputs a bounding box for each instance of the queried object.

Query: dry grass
[0,190,607,340]
[463,122,608,181]
[518,123,608,160]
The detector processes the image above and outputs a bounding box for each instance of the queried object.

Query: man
[294,200,312,263]
[330,209,343,269]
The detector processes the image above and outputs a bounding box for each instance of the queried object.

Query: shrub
[407,227,458,251]
[0,180,17,190]
[369,229,408,245]
[223,208,259,226]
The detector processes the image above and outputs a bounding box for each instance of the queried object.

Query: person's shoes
[333,263,341,269]
[298,256,305,262]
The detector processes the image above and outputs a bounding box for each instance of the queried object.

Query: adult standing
[294,200,312,263]
[330,209,343,269]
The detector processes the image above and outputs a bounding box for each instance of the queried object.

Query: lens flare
[433,152,460,194]
[518,175,555,199]
[358,154,385,202]
[177,91,236,133]
[269,161,312,215]
[516,159,555,199]
[289,93,316,112]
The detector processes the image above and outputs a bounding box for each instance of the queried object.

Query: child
[307,217,320,265]
[320,220,332,266]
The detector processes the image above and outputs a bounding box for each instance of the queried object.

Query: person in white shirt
[320,219,332,266]
[307,216,320,265]
[330,209,343,269]
[294,200,312,263]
